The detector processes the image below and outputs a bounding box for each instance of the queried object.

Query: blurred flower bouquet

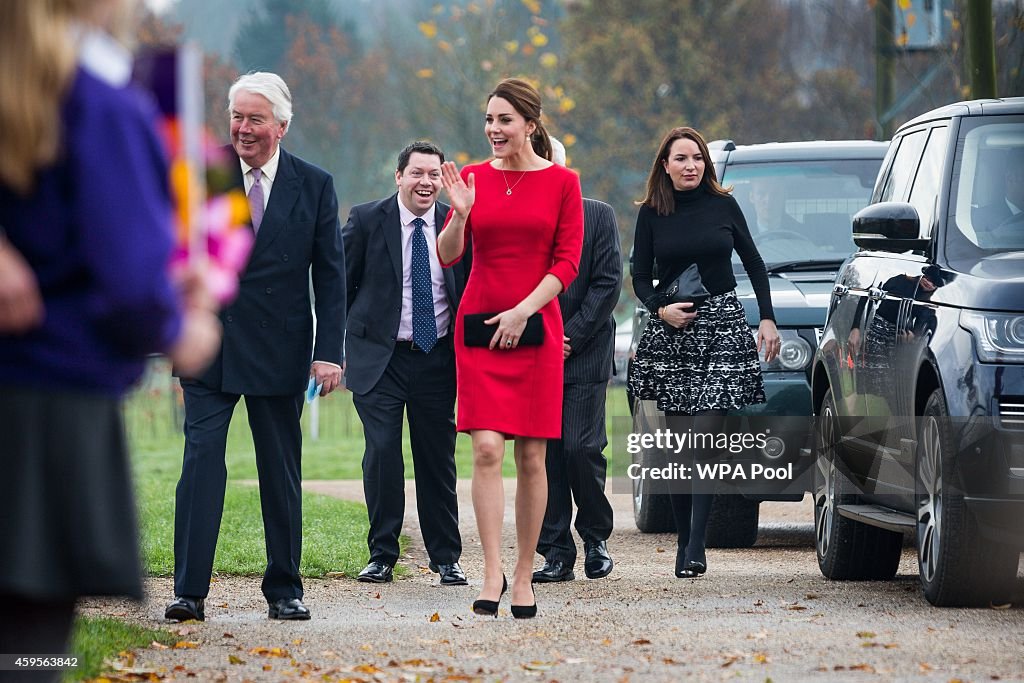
[134,46,252,305]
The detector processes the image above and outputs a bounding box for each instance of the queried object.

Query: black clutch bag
[660,263,710,307]
[463,312,545,347]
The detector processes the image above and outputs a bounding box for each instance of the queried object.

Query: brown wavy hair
[637,126,730,216]
[487,78,552,161]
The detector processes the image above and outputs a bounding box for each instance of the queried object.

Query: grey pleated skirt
[0,386,143,600]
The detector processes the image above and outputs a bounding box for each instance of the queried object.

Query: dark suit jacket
[561,198,622,384]
[342,194,470,395]
[196,147,346,396]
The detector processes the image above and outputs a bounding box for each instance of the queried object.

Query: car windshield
[723,159,880,268]
[947,116,1024,266]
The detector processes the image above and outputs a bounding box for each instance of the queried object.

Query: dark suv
[811,97,1024,606]
[629,140,887,546]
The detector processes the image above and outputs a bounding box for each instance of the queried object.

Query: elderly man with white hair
[166,72,346,623]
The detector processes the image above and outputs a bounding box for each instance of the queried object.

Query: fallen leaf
[856,631,876,639]
[721,654,741,668]
[430,612,441,622]
[804,593,820,599]
[150,642,169,650]
[787,605,807,611]
[753,653,769,664]
[248,647,289,658]
[919,663,933,672]
[173,641,199,649]
[655,547,665,553]
[522,661,555,671]
[292,639,303,645]
[353,664,382,674]
[221,632,234,639]
[262,664,272,671]
[175,626,201,636]
[228,655,244,665]
[633,639,652,645]
[990,602,1012,610]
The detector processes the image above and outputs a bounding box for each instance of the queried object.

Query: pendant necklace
[500,167,526,195]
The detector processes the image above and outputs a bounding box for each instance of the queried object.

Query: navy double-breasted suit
[174,146,346,602]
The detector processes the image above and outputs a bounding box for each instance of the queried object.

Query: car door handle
[832,284,849,297]
[868,287,885,302]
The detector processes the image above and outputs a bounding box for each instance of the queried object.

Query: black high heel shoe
[472,575,507,616]
[676,560,707,578]
[511,583,537,619]
[675,547,707,578]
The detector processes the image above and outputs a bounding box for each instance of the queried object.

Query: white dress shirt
[240,145,280,210]
[396,199,451,341]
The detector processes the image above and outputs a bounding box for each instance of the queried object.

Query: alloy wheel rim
[815,404,837,558]
[917,415,942,584]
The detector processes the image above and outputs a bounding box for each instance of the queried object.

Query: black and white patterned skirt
[628,290,766,414]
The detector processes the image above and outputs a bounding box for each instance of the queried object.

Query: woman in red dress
[438,78,583,618]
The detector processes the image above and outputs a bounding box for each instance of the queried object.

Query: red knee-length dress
[441,161,583,438]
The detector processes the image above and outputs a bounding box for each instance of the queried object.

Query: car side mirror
[852,202,930,252]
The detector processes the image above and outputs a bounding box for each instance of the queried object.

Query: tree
[375,0,571,166]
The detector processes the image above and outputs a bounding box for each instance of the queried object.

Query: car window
[879,129,927,203]
[948,116,1024,260]
[907,126,949,238]
[724,159,882,266]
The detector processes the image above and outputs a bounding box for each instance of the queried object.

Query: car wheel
[814,389,902,579]
[632,468,676,533]
[706,494,759,548]
[916,388,1018,606]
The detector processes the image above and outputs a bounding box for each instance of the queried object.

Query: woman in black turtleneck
[628,126,780,579]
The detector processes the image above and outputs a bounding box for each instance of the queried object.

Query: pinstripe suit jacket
[560,198,622,384]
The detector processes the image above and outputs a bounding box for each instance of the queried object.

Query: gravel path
[79,480,1024,682]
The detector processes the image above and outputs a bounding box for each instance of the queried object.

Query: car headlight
[960,311,1024,363]
[751,329,813,371]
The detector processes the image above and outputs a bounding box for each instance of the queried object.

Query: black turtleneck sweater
[631,185,775,321]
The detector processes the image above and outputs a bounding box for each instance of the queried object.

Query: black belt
[394,334,448,352]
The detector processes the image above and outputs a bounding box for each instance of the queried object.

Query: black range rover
[629,139,887,546]
[811,97,1024,606]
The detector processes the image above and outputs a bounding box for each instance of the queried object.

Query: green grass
[65,616,175,681]
[124,362,631,577]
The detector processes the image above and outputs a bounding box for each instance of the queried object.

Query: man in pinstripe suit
[533,139,621,583]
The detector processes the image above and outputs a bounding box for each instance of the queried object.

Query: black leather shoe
[531,560,575,583]
[164,596,204,622]
[583,541,614,579]
[357,561,394,583]
[428,561,468,586]
[268,597,311,620]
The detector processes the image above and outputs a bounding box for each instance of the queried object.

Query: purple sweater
[0,66,182,396]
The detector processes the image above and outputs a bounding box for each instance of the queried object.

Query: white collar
[240,145,281,182]
[76,24,133,88]
[397,197,435,228]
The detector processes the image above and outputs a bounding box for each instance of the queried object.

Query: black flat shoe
[164,596,205,622]
[268,597,311,620]
[429,561,468,586]
[531,559,575,583]
[472,575,507,617]
[511,583,537,619]
[357,560,394,583]
[583,540,614,579]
